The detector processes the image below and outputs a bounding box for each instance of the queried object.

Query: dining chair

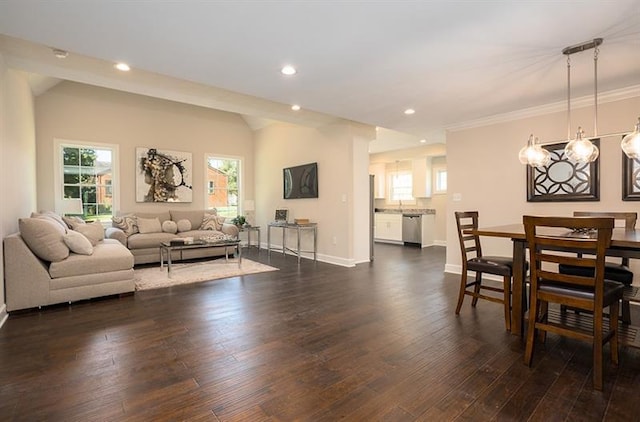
[559,211,637,324]
[523,215,624,391]
[454,211,517,331]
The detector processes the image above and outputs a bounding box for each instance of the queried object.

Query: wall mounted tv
[283,162,318,199]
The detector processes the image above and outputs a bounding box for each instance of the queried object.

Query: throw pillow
[62,215,86,230]
[200,213,224,231]
[19,217,70,262]
[31,211,68,233]
[176,219,192,233]
[162,220,178,234]
[137,217,162,234]
[74,222,105,246]
[63,230,94,255]
[112,215,138,236]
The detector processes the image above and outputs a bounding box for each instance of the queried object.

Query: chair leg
[524,293,539,366]
[471,272,482,307]
[610,301,620,366]
[503,275,511,331]
[622,299,631,325]
[593,308,604,391]
[455,270,468,315]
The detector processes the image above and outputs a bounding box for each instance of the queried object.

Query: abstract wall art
[136,147,193,202]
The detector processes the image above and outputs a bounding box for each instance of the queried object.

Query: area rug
[134,258,279,291]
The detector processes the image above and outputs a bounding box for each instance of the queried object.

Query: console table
[267,222,317,263]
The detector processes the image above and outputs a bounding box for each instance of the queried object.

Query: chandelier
[520,38,640,167]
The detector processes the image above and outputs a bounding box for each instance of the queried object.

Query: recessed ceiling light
[52,48,68,59]
[420,139,427,143]
[291,104,301,111]
[115,62,130,72]
[281,65,297,76]
[404,108,416,115]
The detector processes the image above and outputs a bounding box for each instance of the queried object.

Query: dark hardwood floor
[2,243,640,421]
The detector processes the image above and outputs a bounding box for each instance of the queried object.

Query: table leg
[313,226,317,262]
[257,229,261,252]
[511,239,526,336]
[167,247,173,278]
[267,225,271,258]
[238,243,242,268]
[282,226,286,256]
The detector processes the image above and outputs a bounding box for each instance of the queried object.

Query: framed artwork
[136,147,193,202]
[527,140,600,202]
[274,209,288,222]
[622,150,640,201]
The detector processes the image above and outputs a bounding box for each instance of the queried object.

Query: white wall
[254,121,375,266]
[34,81,254,213]
[0,59,37,326]
[446,95,640,275]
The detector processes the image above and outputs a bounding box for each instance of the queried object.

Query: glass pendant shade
[621,117,640,159]
[564,127,599,163]
[519,134,550,167]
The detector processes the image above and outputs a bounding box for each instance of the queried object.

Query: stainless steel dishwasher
[402,214,422,246]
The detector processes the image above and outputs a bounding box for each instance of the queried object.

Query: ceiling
[0,1,639,153]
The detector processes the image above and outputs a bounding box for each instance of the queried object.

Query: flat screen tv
[283,162,318,199]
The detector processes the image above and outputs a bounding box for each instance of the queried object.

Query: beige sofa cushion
[74,222,105,245]
[63,230,94,255]
[49,239,134,278]
[170,210,205,232]
[127,232,176,249]
[136,211,171,223]
[137,217,162,234]
[112,215,138,235]
[176,219,191,232]
[31,211,68,232]
[200,213,225,231]
[19,217,70,262]
[162,220,178,234]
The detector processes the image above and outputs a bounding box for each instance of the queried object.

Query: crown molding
[447,85,640,132]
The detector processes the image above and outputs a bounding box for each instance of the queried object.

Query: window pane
[207,156,240,218]
[64,186,80,198]
[60,144,115,222]
[63,148,79,165]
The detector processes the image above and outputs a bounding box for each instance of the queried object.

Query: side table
[239,225,261,250]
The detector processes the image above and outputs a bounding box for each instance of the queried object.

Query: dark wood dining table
[469,224,640,337]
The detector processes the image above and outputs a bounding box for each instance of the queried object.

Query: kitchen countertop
[375,208,436,215]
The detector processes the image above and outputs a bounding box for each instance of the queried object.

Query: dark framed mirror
[527,140,600,202]
[622,148,640,201]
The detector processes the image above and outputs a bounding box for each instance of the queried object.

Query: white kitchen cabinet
[421,213,436,247]
[374,213,402,243]
[369,163,386,199]
[412,157,432,198]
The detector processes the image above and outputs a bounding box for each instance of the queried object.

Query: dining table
[469,223,640,339]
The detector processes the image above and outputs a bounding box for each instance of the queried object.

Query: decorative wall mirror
[622,149,640,201]
[527,140,600,202]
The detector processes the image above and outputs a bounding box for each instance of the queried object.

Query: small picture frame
[275,209,288,222]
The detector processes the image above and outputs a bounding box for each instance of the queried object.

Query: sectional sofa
[105,209,240,265]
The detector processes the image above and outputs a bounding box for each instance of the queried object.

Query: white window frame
[53,138,120,222]
[387,170,416,205]
[434,168,447,194]
[204,153,244,217]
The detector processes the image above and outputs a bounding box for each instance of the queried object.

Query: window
[57,140,118,222]
[435,169,447,193]
[389,171,414,202]
[206,155,241,218]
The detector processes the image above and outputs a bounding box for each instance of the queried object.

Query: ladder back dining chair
[454,211,518,331]
[559,211,636,324]
[523,215,624,391]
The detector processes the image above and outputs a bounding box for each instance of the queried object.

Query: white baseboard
[433,240,447,247]
[256,244,356,268]
[0,304,8,330]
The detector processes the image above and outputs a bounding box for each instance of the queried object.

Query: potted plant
[232,215,247,227]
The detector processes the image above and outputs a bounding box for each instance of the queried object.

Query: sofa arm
[221,223,239,238]
[105,227,127,246]
[4,233,52,312]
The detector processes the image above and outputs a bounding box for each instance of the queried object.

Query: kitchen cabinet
[374,213,402,243]
[369,163,386,199]
[412,157,432,198]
